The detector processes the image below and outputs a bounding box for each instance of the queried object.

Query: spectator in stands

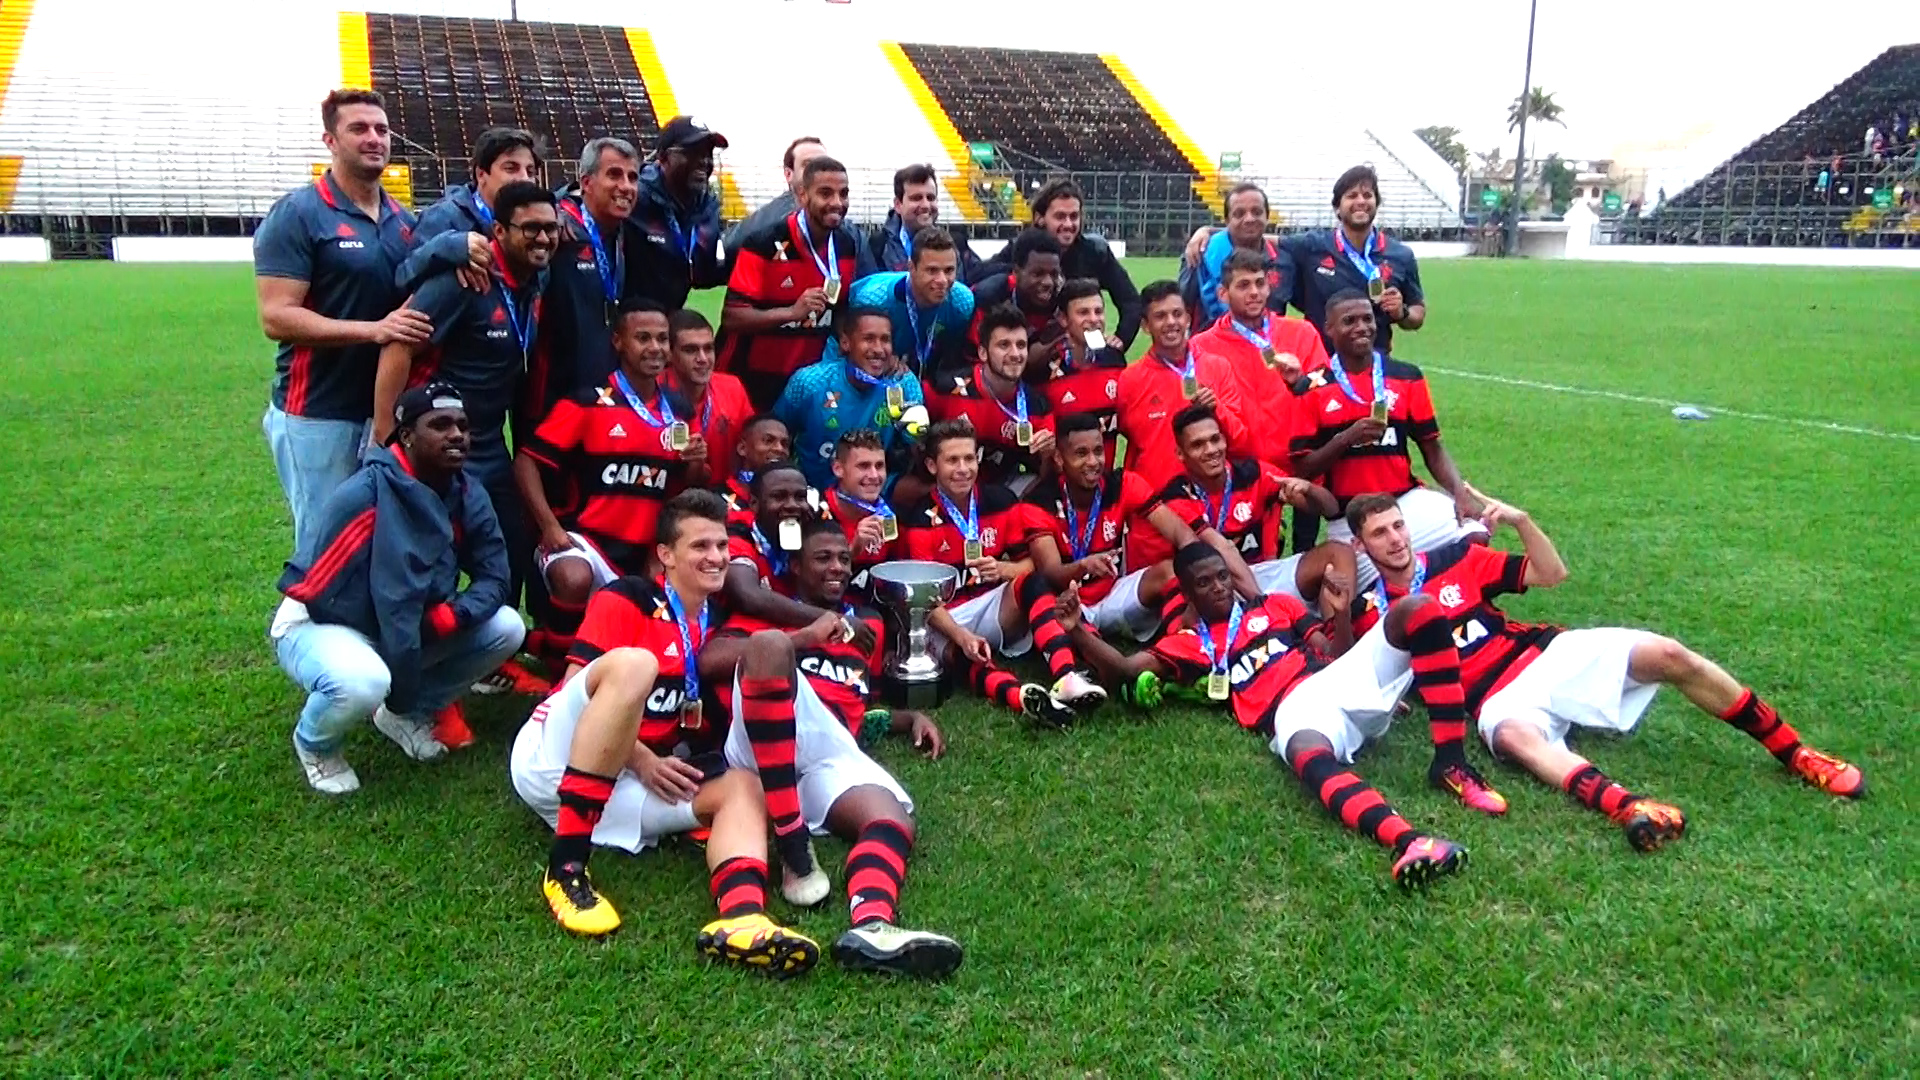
[971,228,1065,375]
[722,136,827,263]
[718,155,859,410]
[1182,182,1284,326]
[274,383,525,795]
[832,226,976,379]
[531,136,647,425]
[974,178,1140,352]
[863,164,982,280]
[631,115,729,311]
[410,126,542,246]
[254,89,483,558]
[1115,281,1254,492]
[1865,125,1881,161]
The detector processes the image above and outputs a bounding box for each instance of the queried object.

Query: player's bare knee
[1283,730,1333,765]
[546,560,595,607]
[1490,718,1534,757]
[1635,636,1696,683]
[589,646,658,701]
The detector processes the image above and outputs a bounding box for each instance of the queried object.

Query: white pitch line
[1423,366,1920,444]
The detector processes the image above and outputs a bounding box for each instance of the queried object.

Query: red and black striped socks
[1562,763,1638,817]
[1401,603,1471,765]
[549,766,614,876]
[1018,573,1079,680]
[710,856,769,919]
[965,658,1026,712]
[738,674,805,837]
[846,819,913,927]
[1719,689,1801,763]
[1290,746,1416,851]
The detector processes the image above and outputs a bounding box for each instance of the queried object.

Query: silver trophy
[870,560,961,709]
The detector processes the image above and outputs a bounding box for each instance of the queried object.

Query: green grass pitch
[0,258,1914,1076]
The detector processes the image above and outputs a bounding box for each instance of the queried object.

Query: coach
[631,115,729,311]
[253,89,484,557]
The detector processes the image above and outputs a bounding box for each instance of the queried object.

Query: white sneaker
[780,838,832,907]
[373,706,449,763]
[1051,670,1108,713]
[292,731,361,795]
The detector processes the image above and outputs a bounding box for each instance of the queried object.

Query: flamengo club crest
[980,527,997,549]
[1246,614,1270,634]
[1438,584,1464,609]
[1233,501,1253,523]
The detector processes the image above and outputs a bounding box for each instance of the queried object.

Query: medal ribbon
[1326,350,1388,411]
[1229,314,1273,353]
[795,213,838,285]
[663,584,709,704]
[571,200,623,304]
[976,364,1029,429]
[1334,228,1382,284]
[1188,470,1236,534]
[1062,483,1105,561]
[935,487,980,543]
[612,371,676,429]
[837,488,895,523]
[750,522,791,577]
[496,277,537,362]
[1195,598,1245,682]
[1157,347,1197,384]
[1373,552,1427,616]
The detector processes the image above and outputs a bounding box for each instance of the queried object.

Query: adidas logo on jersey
[663,642,680,658]
[1061,391,1077,404]
[1325,399,1342,412]
[609,423,627,438]
[780,276,795,289]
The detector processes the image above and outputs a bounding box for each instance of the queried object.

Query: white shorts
[1266,621,1415,763]
[1083,567,1159,642]
[931,582,1031,656]
[1327,487,1488,588]
[537,532,622,589]
[508,656,702,854]
[1251,554,1305,601]
[723,671,911,835]
[1476,628,1659,753]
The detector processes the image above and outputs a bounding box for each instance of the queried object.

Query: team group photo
[2,0,1910,1073]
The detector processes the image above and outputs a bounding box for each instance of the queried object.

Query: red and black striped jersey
[894,482,1038,604]
[1351,539,1558,709]
[521,380,695,574]
[1153,458,1293,567]
[718,472,754,514]
[567,576,730,750]
[1020,470,1159,605]
[725,516,799,597]
[1030,343,1128,469]
[821,487,899,598]
[922,365,1057,488]
[1147,593,1328,732]
[717,213,859,378]
[1288,356,1440,508]
[713,610,886,739]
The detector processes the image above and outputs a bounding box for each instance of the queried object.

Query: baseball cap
[657,115,729,154]
[385,382,465,445]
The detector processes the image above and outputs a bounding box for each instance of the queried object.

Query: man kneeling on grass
[273,384,526,794]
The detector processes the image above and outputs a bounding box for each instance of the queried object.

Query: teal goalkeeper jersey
[824,272,976,376]
[774,356,926,490]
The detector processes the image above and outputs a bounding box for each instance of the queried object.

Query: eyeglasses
[509,221,563,238]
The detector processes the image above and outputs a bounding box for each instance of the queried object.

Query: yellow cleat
[543,864,622,937]
[696,912,820,979]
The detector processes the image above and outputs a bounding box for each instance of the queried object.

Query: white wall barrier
[0,236,51,262]
[110,236,254,263]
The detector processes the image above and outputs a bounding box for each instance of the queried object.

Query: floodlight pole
[1505,0,1538,256]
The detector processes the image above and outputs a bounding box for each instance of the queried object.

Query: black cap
[385,382,465,445]
[657,114,728,154]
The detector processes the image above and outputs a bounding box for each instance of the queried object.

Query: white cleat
[1050,670,1108,713]
[831,920,965,978]
[292,731,361,795]
[781,838,832,907]
[373,706,449,763]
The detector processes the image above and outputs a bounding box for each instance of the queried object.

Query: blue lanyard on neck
[1373,552,1426,614]
[1189,470,1235,533]
[751,522,790,577]
[663,584,708,701]
[1062,482,1105,560]
[496,277,535,360]
[612,370,675,428]
[577,204,622,302]
[1335,228,1380,281]
[936,487,979,541]
[1195,599,1245,678]
[1327,351,1388,410]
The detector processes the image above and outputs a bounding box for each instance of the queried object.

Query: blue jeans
[263,405,368,559]
[277,607,527,753]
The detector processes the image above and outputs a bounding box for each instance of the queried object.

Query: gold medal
[824,276,843,305]
[1259,345,1278,366]
[1206,671,1230,701]
[886,384,905,411]
[964,539,984,563]
[1082,329,1105,353]
[1368,276,1386,301]
[667,421,691,451]
[777,517,803,551]
[680,700,705,731]
[1015,421,1034,447]
[879,514,899,541]
[1371,398,1391,423]
[1181,375,1200,398]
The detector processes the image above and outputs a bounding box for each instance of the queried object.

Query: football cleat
[1050,670,1108,713]
[778,834,831,908]
[292,731,360,795]
[1019,683,1076,729]
[471,658,553,697]
[543,863,621,937]
[1610,799,1688,853]
[1786,746,1866,799]
[1432,760,1510,816]
[372,706,448,763]
[697,913,819,978]
[832,920,964,979]
[1124,670,1163,709]
[1391,835,1467,890]
[431,702,475,751]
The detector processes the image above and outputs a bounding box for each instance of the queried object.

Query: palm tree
[1508,87,1565,132]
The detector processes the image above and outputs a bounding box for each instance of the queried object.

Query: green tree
[1508,87,1566,132]
[1414,125,1468,176]
[1541,154,1576,215]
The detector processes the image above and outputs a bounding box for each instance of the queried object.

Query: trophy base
[881,673,950,710]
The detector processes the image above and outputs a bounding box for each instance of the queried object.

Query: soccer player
[1030,279,1128,468]
[516,298,697,634]
[836,226,976,378]
[630,115,729,312]
[509,491,821,971]
[924,306,1057,493]
[968,228,1065,373]
[704,520,964,977]
[408,126,541,245]
[1193,249,1329,467]
[276,385,525,794]
[1061,543,1472,888]
[1184,182,1284,326]
[531,138,647,419]
[1344,492,1866,850]
[722,135,826,264]
[719,155,859,410]
[897,420,1101,723]
[253,89,475,556]
[777,307,924,491]
[821,430,900,597]
[976,179,1139,351]
[1024,413,1199,641]
[664,309,755,487]
[1291,290,1486,586]
[865,163,982,280]
[1115,281,1254,491]
[719,415,794,512]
